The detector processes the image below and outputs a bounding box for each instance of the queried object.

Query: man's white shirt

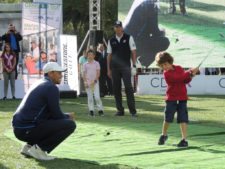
[107,34,136,54]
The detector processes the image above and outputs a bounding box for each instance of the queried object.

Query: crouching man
[12,62,76,160]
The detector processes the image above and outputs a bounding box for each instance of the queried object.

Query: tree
[63,0,118,47]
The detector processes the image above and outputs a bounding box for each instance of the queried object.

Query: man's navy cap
[114,20,122,27]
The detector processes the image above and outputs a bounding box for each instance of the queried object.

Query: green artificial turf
[1,95,225,169]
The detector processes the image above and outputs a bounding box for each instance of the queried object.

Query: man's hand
[84,81,88,88]
[67,112,75,120]
[190,67,199,77]
[131,67,137,76]
[107,69,112,79]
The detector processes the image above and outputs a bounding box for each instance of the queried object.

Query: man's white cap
[43,62,67,73]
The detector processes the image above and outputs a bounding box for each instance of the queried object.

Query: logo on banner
[219,78,225,88]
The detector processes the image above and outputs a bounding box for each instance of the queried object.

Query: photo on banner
[21,2,62,76]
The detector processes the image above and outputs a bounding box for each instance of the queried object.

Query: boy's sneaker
[21,144,32,157]
[2,97,6,100]
[98,110,104,116]
[89,111,94,116]
[177,139,188,148]
[28,144,55,161]
[158,135,168,145]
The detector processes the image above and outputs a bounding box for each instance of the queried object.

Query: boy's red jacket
[164,65,192,101]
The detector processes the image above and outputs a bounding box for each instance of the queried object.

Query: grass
[1,0,225,169]
[1,95,225,169]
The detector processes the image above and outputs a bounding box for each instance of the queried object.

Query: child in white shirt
[83,49,104,116]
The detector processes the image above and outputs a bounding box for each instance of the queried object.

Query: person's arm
[165,67,192,84]
[129,36,137,66]
[95,62,100,81]
[1,56,9,73]
[15,32,22,41]
[107,40,112,78]
[10,56,16,72]
[82,64,88,88]
[1,33,7,41]
[47,85,69,119]
[131,50,137,66]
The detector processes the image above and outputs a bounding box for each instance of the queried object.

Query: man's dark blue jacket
[12,76,69,129]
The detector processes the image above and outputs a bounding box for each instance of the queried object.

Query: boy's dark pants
[165,100,188,123]
[14,119,76,153]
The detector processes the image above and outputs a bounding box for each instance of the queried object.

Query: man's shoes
[12,96,16,99]
[115,112,124,116]
[177,139,188,148]
[21,144,32,157]
[98,110,104,116]
[2,97,6,100]
[28,145,55,161]
[158,135,168,145]
[100,93,105,97]
[131,113,137,117]
[89,111,94,116]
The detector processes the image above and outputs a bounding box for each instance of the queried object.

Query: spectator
[1,24,22,79]
[96,43,113,96]
[220,68,225,75]
[49,52,57,62]
[12,62,76,161]
[1,43,17,100]
[24,53,39,74]
[40,51,48,70]
[107,21,137,117]
[30,39,40,70]
[83,49,104,116]
[205,68,219,75]
[78,50,88,95]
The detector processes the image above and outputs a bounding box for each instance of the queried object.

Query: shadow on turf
[0,163,10,169]
[188,1,225,12]
[36,157,136,169]
[190,131,225,137]
[119,145,225,157]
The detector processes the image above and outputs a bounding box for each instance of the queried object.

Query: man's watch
[133,65,136,68]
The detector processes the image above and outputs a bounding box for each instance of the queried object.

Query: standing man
[97,43,113,96]
[107,21,137,117]
[12,62,76,160]
[1,24,22,79]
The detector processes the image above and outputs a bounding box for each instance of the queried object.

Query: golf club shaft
[197,47,214,68]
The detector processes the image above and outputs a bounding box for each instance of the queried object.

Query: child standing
[83,49,104,116]
[155,51,199,147]
[1,43,17,100]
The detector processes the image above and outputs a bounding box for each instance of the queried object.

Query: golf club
[197,47,214,68]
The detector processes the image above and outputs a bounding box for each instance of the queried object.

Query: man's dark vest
[110,33,131,68]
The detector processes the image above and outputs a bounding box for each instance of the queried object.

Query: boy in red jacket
[155,52,199,147]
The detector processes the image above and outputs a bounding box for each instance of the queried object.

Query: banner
[21,2,62,78]
[59,35,79,94]
[33,0,62,5]
[137,75,225,95]
[0,80,25,99]
[22,3,61,36]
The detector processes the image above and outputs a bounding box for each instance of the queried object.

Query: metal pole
[77,30,90,57]
[38,3,42,75]
[45,3,48,55]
